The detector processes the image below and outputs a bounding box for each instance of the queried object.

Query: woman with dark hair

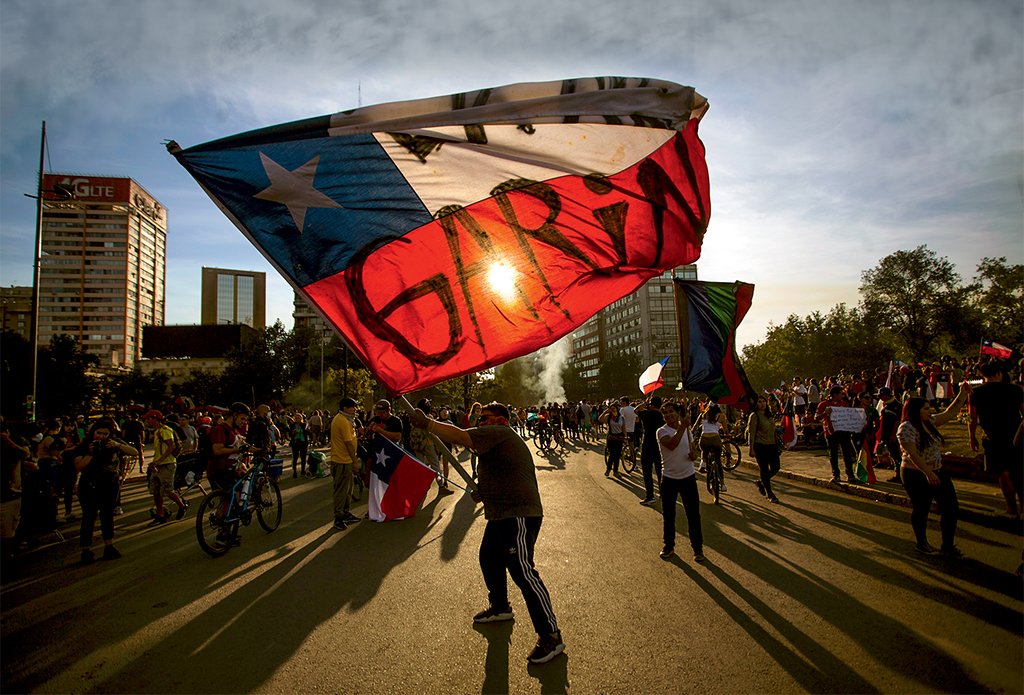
[699,403,729,492]
[74,418,137,564]
[747,396,781,503]
[897,386,970,556]
[599,403,626,477]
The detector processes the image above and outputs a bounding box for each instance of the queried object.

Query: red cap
[144,409,163,421]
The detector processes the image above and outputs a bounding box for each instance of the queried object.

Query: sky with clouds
[2,0,1021,351]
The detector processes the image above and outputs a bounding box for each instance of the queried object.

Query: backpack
[196,426,214,466]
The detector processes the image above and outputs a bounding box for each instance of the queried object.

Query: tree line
[740,246,1022,391]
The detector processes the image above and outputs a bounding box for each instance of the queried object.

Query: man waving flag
[169,77,710,393]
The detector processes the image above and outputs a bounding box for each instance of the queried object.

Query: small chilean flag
[367,434,438,522]
[639,356,671,394]
[980,340,1013,359]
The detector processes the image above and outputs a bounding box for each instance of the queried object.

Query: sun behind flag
[367,434,438,522]
[169,77,710,393]
[674,280,756,406]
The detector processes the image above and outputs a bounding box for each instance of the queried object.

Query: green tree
[597,352,642,398]
[108,368,169,409]
[36,334,100,418]
[1,331,31,418]
[741,304,894,392]
[859,245,966,361]
[974,256,1024,348]
[171,369,227,409]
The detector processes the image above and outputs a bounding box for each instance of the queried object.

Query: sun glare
[486,261,519,302]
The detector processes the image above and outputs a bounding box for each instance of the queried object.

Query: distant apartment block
[0,286,32,341]
[569,264,698,392]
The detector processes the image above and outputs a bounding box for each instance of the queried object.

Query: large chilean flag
[170,77,711,393]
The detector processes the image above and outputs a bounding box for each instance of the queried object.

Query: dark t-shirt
[638,409,665,452]
[122,420,145,445]
[370,415,403,436]
[469,426,542,521]
[74,439,124,479]
[972,382,1024,443]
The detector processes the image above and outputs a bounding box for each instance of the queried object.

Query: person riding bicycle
[699,403,728,492]
[208,403,252,493]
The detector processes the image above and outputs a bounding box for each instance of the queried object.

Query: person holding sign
[816,386,858,484]
[897,385,971,556]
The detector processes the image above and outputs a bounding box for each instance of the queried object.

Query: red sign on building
[43,175,131,203]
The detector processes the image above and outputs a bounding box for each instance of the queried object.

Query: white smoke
[535,336,570,404]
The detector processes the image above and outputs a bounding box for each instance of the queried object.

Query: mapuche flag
[169,77,710,393]
[367,434,438,522]
[674,280,755,406]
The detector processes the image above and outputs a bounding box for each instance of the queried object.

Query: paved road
[3,441,1022,693]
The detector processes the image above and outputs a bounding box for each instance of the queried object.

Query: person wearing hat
[874,387,903,483]
[815,386,858,484]
[366,400,403,444]
[330,397,362,529]
[409,398,453,495]
[144,410,187,523]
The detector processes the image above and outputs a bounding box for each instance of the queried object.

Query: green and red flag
[673,280,755,406]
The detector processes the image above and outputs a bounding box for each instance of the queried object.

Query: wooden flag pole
[396,395,478,491]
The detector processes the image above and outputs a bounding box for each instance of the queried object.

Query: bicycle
[533,423,554,452]
[602,436,637,472]
[620,436,638,473]
[196,453,282,557]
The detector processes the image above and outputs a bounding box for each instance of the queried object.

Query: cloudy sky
[2,0,1021,350]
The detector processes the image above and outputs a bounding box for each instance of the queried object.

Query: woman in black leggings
[746,396,781,503]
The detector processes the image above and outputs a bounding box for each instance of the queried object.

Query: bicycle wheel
[196,490,232,557]
[532,432,545,451]
[620,444,638,473]
[722,441,742,471]
[710,462,721,504]
[255,476,283,532]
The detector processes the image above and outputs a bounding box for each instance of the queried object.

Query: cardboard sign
[829,406,867,433]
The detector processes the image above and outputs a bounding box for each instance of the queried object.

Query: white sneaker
[113,506,124,516]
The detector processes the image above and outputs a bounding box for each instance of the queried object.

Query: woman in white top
[699,404,729,492]
[897,386,970,556]
[599,403,626,476]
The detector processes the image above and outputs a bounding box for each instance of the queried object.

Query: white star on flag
[375,449,390,467]
[254,152,342,232]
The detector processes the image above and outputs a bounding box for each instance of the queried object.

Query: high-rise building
[200,267,266,328]
[569,264,698,393]
[37,174,166,367]
[292,290,332,337]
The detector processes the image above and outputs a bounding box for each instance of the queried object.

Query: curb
[737,459,1022,535]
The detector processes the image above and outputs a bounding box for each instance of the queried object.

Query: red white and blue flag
[367,434,437,522]
[980,339,1013,359]
[169,77,710,393]
[639,356,670,394]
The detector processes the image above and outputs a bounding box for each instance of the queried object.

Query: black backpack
[196,426,214,467]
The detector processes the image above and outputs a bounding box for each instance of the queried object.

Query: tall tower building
[38,174,167,367]
[200,268,266,328]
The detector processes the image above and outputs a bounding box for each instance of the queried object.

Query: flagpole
[396,395,477,491]
[28,121,46,422]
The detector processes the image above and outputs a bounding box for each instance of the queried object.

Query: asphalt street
[2,440,1022,694]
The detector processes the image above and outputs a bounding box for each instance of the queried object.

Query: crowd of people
[1,351,1020,655]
